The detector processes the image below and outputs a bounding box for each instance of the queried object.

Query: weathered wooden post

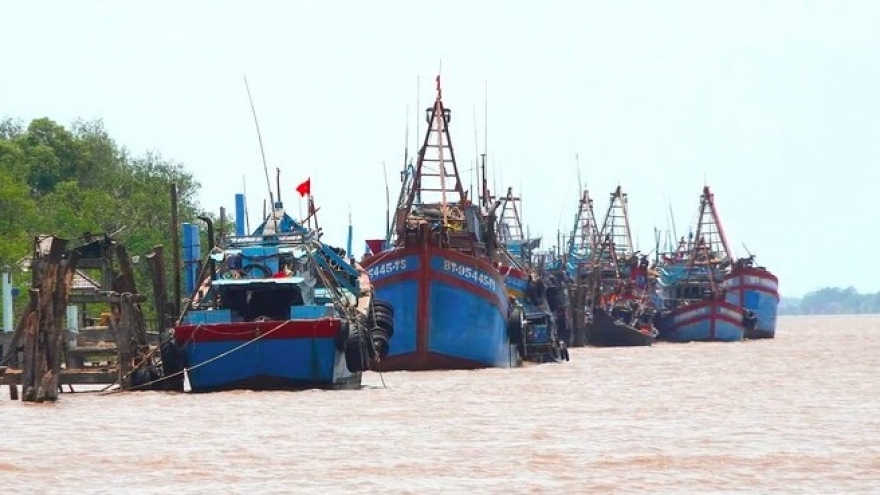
[1,300,35,400]
[22,236,69,402]
[146,246,169,333]
[37,248,79,401]
[116,294,134,389]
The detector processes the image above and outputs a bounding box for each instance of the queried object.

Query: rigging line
[243,76,277,231]
[102,318,295,393]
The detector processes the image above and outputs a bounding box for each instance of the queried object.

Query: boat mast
[401,75,466,227]
[597,186,634,259]
[688,186,733,265]
[567,188,596,275]
[243,76,278,233]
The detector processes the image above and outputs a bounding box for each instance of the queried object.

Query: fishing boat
[723,255,779,338]
[564,188,600,347]
[165,186,392,392]
[654,186,750,343]
[361,76,518,370]
[493,188,567,362]
[582,186,658,347]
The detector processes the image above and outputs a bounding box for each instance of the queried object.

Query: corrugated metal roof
[71,270,101,291]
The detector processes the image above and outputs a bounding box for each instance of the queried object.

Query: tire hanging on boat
[344,331,369,373]
[159,335,186,391]
[334,320,350,352]
[507,306,524,347]
[367,299,394,352]
[369,326,391,358]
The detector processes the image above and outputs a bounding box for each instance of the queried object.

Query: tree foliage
[780,287,880,315]
[0,117,201,326]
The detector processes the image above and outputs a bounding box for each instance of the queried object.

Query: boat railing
[225,232,313,247]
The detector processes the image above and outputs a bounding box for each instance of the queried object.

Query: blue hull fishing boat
[723,257,780,339]
[655,299,747,342]
[367,245,513,370]
[494,187,566,363]
[654,187,749,343]
[167,184,392,392]
[362,76,518,370]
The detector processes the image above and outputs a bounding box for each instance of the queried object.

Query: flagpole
[346,207,353,260]
[309,194,318,231]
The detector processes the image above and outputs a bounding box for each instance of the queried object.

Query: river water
[1,315,878,494]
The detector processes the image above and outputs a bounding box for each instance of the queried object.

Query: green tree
[0,116,202,328]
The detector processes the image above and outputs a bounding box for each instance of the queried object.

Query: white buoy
[183,368,192,393]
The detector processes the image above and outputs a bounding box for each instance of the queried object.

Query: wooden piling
[116,296,134,389]
[21,289,40,401]
[20,237,70,402]
[39,249,80,401]
[146,245,169,333]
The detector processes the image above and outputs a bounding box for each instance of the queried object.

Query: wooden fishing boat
[564,188,600,347]
[723,255,779,338]
[582,186,658,346]
[361,76,518,370]
[587,305,657,347]
[163,186,391,392]
[654,186,749,342]
[494,188,567,363]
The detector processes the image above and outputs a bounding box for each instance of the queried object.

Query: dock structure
[1,234,156,401]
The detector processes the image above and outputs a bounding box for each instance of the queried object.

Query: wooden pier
[1,235,163,401]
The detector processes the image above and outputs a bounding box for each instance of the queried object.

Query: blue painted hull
[657,300,745,343]
[724,267,780,339]
[173,317,361,392]
[364,246,517,370]
[178,337,357,391]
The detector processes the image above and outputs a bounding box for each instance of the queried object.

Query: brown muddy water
[1,315,878,494]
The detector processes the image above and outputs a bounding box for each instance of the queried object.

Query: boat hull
[723,267,780,339]
[173,319,359,392]
[587,307,656,347]
[363,246,517,371]
[656,300,745,342]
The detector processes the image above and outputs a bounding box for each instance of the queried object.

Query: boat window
[220,286,304,322]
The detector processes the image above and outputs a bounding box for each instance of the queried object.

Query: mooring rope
[101,318,293,394]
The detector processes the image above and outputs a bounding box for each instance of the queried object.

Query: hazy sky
[3,1,879,297]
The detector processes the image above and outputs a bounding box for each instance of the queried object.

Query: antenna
[484,79,488,161]
[244,77,274,206]
[473,104,480,191]
[654,227,661,264]
[404,103,409,173]
[383,161,391,243]
[243,76,277,232]
[346,206,353,260]
[415,76,420,156]
[275,167,282,203]
[480,152,488,208]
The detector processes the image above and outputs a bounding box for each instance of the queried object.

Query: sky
[2,1,879,298]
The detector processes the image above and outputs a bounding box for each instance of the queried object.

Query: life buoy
[242,263,272,279]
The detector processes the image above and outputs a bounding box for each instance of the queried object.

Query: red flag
[365,239,385,255]
[295,178,311,197]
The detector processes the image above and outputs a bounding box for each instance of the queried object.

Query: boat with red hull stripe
[362,75,520,371]
[723,261,780,339]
